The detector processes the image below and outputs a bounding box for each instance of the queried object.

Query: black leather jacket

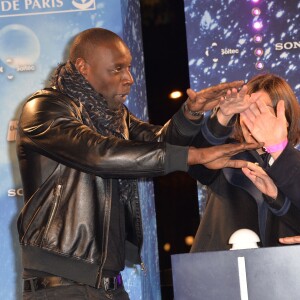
[16,88,197,287]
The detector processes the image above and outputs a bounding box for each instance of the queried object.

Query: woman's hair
[233,73,300,146]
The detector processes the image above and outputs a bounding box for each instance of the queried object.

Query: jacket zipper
[133,181,146,273]
[43,184,62,241]
[96,179,112,288]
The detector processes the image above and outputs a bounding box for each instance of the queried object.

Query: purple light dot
[254,34,263,43]
[255,61,264,70]
[252,0,260,3]
[253,20,263,30]
[252,8,261,16]
[254,48,264,56]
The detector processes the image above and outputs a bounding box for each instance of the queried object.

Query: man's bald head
[69,28,126,64]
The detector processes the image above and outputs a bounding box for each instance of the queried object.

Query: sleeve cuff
[165,143,189,173]
[168,103,204,137]
[201,112,234,145]
[265,192,291,216]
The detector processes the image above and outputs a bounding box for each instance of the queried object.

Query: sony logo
[275,41,300,51]
[8,188,23,197]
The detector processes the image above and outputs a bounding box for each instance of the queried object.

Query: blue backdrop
[0,1,160,299]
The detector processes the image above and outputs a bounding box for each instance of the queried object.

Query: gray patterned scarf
[51,60,126,137]
[51,61,138,205]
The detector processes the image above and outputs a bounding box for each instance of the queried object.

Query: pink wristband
[263,139,288,153]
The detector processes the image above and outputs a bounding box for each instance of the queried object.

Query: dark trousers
[23,284,130,300]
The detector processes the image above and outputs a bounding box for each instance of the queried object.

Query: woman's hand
[242,162,278,199]
[217,85,257,125]
[241,99,288,147]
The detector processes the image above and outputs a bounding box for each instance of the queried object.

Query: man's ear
[75,58,88,78]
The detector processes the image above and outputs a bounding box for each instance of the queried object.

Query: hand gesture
[219,85,254,115]
[188,141,262,169]
[242,162,278,199]
[279,236,300,244]
[241,99,288,147]
[185,80,244,114]
[216,85,257,125]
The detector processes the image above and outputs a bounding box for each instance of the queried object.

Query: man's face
[78,40,134,109]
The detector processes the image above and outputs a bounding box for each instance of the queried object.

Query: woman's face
[239,90,276,148]
[253,90,275,115]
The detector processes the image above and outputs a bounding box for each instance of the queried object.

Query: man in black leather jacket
[16,28,258,300]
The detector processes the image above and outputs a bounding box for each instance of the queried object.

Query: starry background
[184,0,300,92]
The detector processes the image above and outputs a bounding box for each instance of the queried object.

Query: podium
[171,245,300,300]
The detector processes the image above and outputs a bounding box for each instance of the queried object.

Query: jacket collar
[222,150,268,244]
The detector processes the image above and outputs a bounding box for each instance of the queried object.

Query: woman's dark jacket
[266,145,300,205]
[188,117,300,252]
[16,88,200,288]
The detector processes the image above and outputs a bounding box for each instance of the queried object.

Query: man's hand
[185,80,244,115]
[279,236,300,245]
[187,142,261,169]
